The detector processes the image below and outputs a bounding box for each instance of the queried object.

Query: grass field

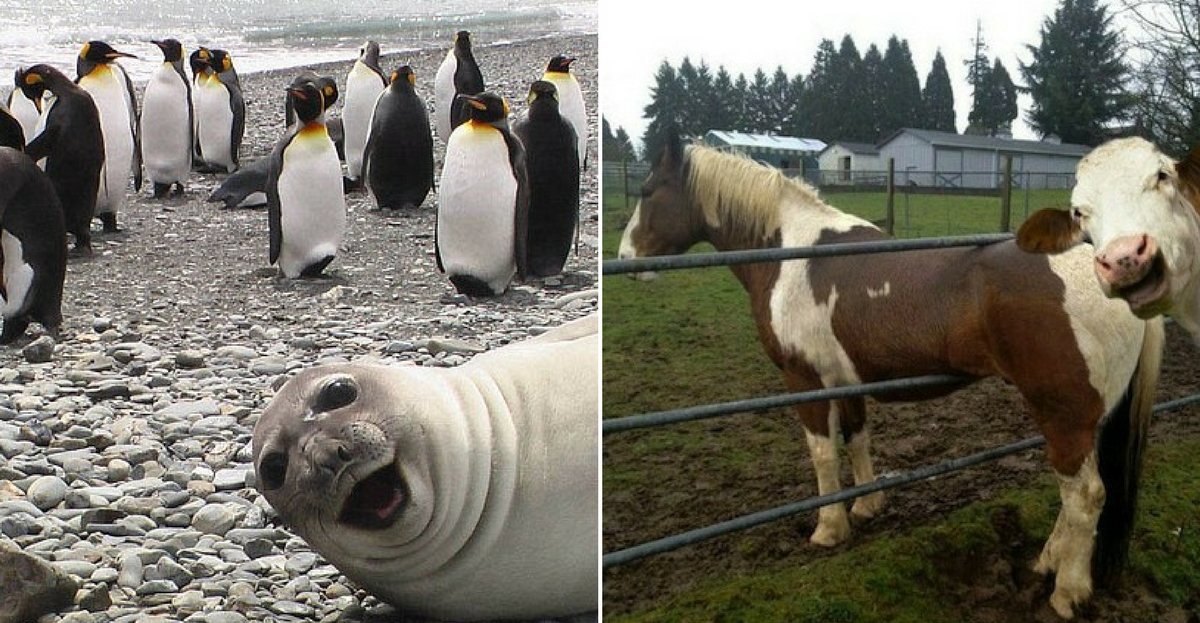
[602,181,1200,621]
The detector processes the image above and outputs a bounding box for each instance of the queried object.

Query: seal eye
[259,451,288,491]
[315,377,358,413]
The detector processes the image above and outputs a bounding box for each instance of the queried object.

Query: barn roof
[878,128,1091,157]
[705,130,827,154]
[819,141,880,156]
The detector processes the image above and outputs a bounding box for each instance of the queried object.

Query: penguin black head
[209,49,236,74]
[286,81,326,125]
[359,41,381,64]
[527,80,559,104]
[389,65,416,87]
[13,66,48,111]
[189,48,211,77]
[80,41,137,63]
[462,92,508,125]
[316,76,339,109]
[454,31,473,49]
[17,65,68,104]
[289,73,339,110]
[546,55,575,74]
[152,39,185,63]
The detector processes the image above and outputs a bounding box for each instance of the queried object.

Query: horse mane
[683,144,828,241]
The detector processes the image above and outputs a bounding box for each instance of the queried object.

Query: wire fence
[602,234,1200,570]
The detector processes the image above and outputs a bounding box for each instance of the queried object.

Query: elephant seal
[252,315,598,622]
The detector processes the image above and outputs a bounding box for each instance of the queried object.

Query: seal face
[252,316,598,621]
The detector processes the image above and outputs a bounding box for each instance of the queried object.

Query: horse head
[1017,137,1200,336]
[618,129,704,265]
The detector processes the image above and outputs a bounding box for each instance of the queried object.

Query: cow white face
[1017,137,1200,336]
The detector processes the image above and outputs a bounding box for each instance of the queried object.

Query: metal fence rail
[603,393,1200,569]
[603,235,1200,571]
[603,233,1014,275]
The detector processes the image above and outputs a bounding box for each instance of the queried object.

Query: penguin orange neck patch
[299,122,328,138]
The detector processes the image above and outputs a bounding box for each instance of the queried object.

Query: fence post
[885,158,895,236]
[1000,155,1013,232]
[623,160,630,210]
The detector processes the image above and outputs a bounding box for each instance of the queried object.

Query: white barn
[876,128,1090,190]
[703,130,826,171]
[817,141,883,186]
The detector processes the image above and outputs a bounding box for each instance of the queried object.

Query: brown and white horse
[1018,137,1200,337]
[618,133,1164,619]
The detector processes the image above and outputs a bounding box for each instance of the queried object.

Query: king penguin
[541,55,588,170]
[513,80,579,278]
[342,40,387,187]
[17,64,104,254]
[363,65,434,211]
[0,147,67,343]
[195,48,244,173]
[189,48,212,164]
[210,74,340,211]
[434,30,485,144]
[6,71,40,145]
[141,38,193,198]
[436,92,528,296]
[266,79,346,278]
[77,40,141,233]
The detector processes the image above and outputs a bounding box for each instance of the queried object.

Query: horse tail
[1093,316,1164,585]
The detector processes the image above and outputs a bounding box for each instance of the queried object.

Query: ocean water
[0,0,596,83]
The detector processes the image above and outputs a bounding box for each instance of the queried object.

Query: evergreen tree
[879,37,923,137]
[782,74,807,137]
[964,21,993,135]
[602,116,637,162]
[922,50,957,132]
[1019,0,1133,145]
[709,65,739,132]
[834,35,872,141]
[732,73,751,132]
[803,39,840,141]
[746,68,773,133]
[861,44,885,139]
[641,60,685,160]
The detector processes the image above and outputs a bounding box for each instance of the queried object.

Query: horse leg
[799,400,851,547]
[840,396,884,519]
[1035,431,1104,620]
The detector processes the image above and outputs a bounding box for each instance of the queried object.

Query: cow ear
[1017,209,1084,254]
[658,125,685,177]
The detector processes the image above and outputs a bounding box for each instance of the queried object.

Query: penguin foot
[99,213,120,233]
[153,183,172,199]
[449,275,501,298]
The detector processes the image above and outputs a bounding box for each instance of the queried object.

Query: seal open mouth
[338,464,406,530]
[1116,252,1170,317]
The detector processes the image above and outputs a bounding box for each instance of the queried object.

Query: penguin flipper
[434,210,444,273]
[509,134,531,281]
[23,124,59,164]
[121,66,143,190]
[229,83,246,168]
[265,142,285,264]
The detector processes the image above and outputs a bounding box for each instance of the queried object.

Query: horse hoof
[809,522,850,547]
[1049,592,1078,620]
[851,493,885,519]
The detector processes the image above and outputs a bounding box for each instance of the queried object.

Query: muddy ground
[603,322,1200,622]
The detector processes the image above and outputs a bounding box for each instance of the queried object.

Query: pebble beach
[0,32,598,623]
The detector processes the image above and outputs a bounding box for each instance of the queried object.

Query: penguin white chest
[1,230,34,318]
[438,125,518,290]
[277,128,346,278]
[343,63,384,179]
[197,80,235,167]
[433,51,457,141]
[80,68,135,211]
[142,65,192,183]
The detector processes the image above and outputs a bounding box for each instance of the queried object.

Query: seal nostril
[337,445,351,462]
[260,451,288,491]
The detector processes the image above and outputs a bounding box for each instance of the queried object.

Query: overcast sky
[601,0,1109,153]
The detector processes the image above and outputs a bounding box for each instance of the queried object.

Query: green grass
[602,183,1200,621]
[606,438,1200,623]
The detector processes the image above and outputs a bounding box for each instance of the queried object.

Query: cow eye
[1158,169,1170,183]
